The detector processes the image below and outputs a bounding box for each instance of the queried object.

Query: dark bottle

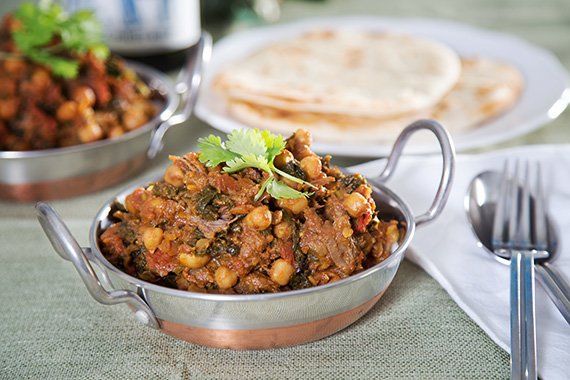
[63,0,201,72]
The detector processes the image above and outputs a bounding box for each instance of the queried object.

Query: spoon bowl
[466,170,559,262]
[466,170,570,324]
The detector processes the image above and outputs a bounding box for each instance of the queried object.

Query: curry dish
[0,12,158,151]
[100,129,401,294]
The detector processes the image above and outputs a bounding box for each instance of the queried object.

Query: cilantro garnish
[198,129,315,200]
[4,1,109,79]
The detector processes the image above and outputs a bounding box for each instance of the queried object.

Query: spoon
[466,170,570,324]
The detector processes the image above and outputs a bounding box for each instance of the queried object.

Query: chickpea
[77,122,103,143]
[73,86,96,109]
[354,184,372,198]
[277,197,308,215]
[308,275,318,286]
[80,107,95,119]
[386,223,400,244]
[294,129,312,146]
[215,266,238,289]
[0,78,16,97]
[108,127,124,139]
[273,149,294,169]
[269,259,295,286]
[164,163,184,187]
[273,221,292,240]
[31,68,51,91]
[0,98,19,120]
[56,101,78,122]
[123,109,147,131]
[343,192,371,218]
[296,145,313,160]
[179,253,211,269]
[244,206,272,230]
[125,189,147,214]
[142,227,163,253]
[140,198,165,223]
[125,196,137,214]
[149,197,165,209]
[300,155,322,179]
[195,238,210,251]
[4,58,26,75]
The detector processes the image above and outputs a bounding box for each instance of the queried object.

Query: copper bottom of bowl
[0,154,147,202]
[159,291,384,349]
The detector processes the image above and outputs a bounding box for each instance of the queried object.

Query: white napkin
[352,144,570,380]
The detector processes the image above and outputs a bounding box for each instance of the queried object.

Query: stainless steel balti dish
[36,119,455,349]
[0,33,212,202]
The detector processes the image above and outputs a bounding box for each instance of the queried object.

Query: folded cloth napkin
[352,144,570,380]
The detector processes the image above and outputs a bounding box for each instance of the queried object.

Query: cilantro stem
[0,52,21,60]
[41,43,68,54]
[272,166,317,189]
[255,176,273,201]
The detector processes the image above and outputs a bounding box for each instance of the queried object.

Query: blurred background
[1,0,568,65]
[0,0,568,158]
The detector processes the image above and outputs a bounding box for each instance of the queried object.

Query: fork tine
[516,161,532,249]
[533,162,549,254]
[492,161,510,257]
[507,160,520,248]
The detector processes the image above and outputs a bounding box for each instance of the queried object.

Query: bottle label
[63,0,201,54]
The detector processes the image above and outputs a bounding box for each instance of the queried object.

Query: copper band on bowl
[159,292,384,349]
[0,153,147,202]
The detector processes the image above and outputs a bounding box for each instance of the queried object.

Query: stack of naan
[212,29,523,143]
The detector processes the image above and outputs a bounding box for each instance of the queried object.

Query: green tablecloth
[1,0,569,378]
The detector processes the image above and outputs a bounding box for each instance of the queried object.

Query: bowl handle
[35,202,160,330]
[147,31,213,159]
[377,119,456,227]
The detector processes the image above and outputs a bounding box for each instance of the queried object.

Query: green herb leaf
[9,1,109,79]
[28,50,78,78]
[261,129,285,162]
[225,129,268,157]
[89,43,109,60]
[197,135,238,167]
[265,178,310,200]
[198,128,314,200]
[224,154,271,174]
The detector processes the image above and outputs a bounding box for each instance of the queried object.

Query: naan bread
[225,58,524,144]
[214,30,461,118]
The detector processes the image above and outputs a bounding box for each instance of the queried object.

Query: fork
[492,161,548,380]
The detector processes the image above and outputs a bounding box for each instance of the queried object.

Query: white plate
[195,17,570,156]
